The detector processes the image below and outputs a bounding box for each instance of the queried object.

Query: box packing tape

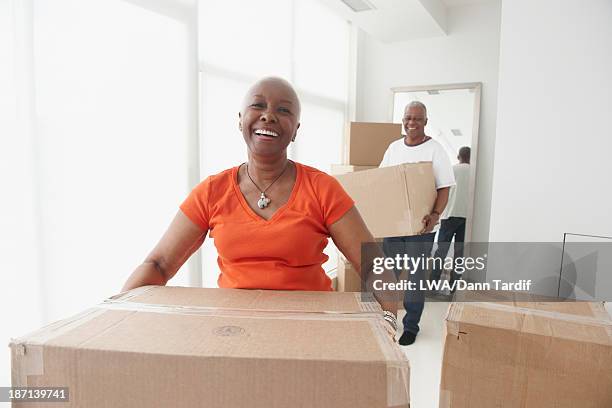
[106,284,159,301]
[354,292,383,312]
[96,299,386,320]
[11,344,43,387]
[10,307,108,387]
[367,318,410,408]
[450,301,612,330]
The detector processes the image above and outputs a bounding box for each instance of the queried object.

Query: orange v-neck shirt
[180,162,354,291]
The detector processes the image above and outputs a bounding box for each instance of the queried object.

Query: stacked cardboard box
[330,122,435,292]
[330,122,400,292]
[440,300,612,407]
[342,122,403,166]
[11,286,410,408]
[331,122,402,175]
[337,255,362,292]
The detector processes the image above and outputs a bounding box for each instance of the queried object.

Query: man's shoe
[398,331,417,346]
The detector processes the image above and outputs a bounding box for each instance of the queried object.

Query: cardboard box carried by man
[333,121,437,239]
[335,163,436,239]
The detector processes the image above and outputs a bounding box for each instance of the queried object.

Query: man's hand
[420,212,440,234]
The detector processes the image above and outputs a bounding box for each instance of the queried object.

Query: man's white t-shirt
[379,137,455,233]
[443,163,470,219]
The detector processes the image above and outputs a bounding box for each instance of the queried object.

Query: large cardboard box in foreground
[335,163,436,238]
[440,301,612,407]
[345,122,402,166]
[11,286,409,408]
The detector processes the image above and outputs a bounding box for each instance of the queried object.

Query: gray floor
[397,301,450,408]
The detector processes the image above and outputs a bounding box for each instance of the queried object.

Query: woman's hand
[329,206,400,318]
[382,310,398,340]
[376,294,399,341]
[376,296,398,316]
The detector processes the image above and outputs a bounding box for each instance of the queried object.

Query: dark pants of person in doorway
[382,233,436,335]
[431,217,466,285]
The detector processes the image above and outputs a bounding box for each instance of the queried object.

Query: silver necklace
[245,161,290,209]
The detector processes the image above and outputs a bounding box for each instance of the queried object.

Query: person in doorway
[379,101,455,345]
[121,77,398,335]
[431,146,471,289]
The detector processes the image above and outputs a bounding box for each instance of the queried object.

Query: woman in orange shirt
[121,77,397,329]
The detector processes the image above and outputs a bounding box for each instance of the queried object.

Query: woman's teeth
[254,129,279,137]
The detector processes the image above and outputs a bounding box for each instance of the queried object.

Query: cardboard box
[337,256,362,292]
[335,163,436,238]
[345,122,403,166]
[330,275,338,291]
[11,286,410,408]
[440,300,612,408]
[330,164,377,176]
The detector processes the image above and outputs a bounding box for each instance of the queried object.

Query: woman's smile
[253,128,280,141]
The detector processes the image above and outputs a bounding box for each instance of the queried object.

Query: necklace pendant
[257,192,271,209]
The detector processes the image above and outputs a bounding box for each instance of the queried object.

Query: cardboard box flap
[40,312,389,361]
[13,296,393,363]
[111,286,382,313]
[445,302,612,346]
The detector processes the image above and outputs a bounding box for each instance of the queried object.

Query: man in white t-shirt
[432,147,470,288]
[379,101,455,346]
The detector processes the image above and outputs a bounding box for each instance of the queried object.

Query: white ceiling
[441,0,491,7]
[317,0,495,43]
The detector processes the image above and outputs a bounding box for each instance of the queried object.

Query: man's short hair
[404,101,427,118]
[458,146,471,163]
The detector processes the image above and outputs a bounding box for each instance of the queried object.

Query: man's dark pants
[431,217,466,284]
[382,233,436,335]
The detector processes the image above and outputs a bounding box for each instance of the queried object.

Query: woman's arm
[328,206,398,315]
[121,210,207,292]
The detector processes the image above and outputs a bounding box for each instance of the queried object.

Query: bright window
[198,0,350,287]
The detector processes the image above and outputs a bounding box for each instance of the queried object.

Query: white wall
[1,0,197,389]
[489,0,612,241]
[0,0,44,392]
[354,1,502,243]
